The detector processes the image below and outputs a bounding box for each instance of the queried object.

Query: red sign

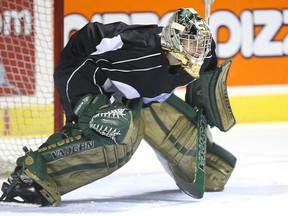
[0,0,35,96]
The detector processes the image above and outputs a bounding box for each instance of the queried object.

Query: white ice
[1,122,288,216]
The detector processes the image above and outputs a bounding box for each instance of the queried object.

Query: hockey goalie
[0,8,237,206]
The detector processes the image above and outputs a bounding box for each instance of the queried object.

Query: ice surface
[1,122,288,216]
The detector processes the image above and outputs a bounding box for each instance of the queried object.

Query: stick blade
[174,175,204,199]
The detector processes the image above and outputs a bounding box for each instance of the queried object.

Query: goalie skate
[0,167,50,206]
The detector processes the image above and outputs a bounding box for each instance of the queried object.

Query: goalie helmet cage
[0,0,64,175]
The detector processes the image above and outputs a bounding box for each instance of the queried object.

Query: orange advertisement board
[64,0,288,87]
[64,0,288,123]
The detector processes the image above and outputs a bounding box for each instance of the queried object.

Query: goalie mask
[161,8,212,78]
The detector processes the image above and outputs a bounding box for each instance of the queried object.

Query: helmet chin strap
[183,63,201,78]
[169,51,202,78]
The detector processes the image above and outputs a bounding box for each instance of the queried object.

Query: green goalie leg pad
[141,95,237,192]
[36,96,143,197]
[17,121,144,198]
[13,96,144,206]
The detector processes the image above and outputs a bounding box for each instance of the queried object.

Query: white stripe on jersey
[112,53,162,64]
[101,65,162,73]
[66,58,95,103]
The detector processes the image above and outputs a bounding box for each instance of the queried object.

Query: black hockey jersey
[54,21,217,121]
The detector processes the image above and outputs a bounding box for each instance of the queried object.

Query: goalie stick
[173,1,214,198]
[173,109,207,199]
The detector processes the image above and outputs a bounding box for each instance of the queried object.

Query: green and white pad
[141,94,237,193]
[16,94,144,205]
